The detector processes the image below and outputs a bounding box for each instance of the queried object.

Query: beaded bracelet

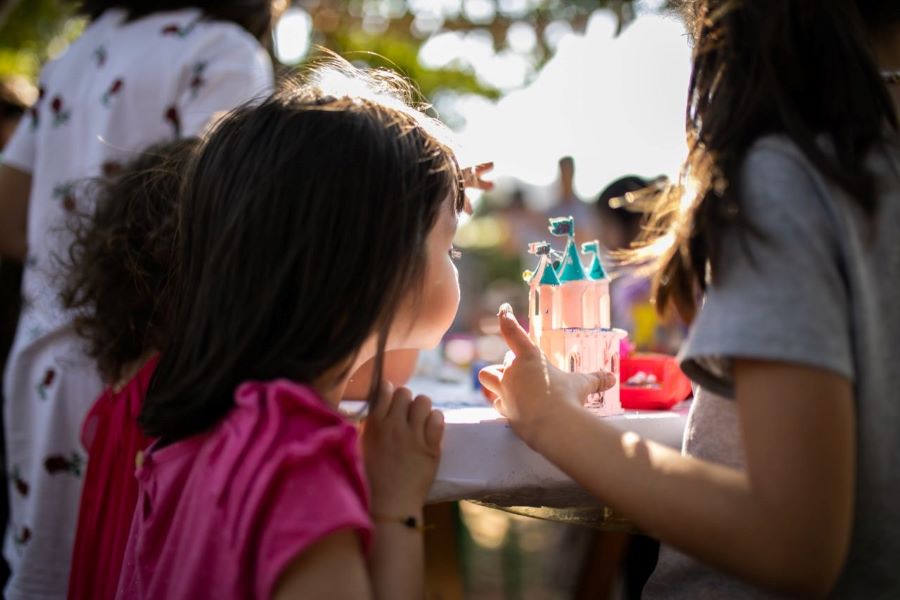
[372,514,432,532]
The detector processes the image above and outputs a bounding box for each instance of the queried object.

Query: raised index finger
[497,304,539,359]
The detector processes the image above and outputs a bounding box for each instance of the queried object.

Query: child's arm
[0,165,30,261]
[272,530,372,600]
[362,384,444,599]
[480,308,854,598]
[271,383,443,600]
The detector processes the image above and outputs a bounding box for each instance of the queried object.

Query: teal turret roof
[526,241,559,286]
[581,241,608,280]
[538,258,560,286]
[557,238,587,282]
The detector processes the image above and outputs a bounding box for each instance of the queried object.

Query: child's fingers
[387,386,414,421]
[492,397,507,416]
[478,365,504,397]
[497,304,539,359]
[424,409,444,452]
[408,394,432,434]
[368,380,395,421]
[576,371,617,397]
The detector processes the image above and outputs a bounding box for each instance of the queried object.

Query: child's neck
[316,380,347,409]
[313,352,372,409]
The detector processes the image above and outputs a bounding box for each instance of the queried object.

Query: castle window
[533,288,540,316]
[568,352,581,373]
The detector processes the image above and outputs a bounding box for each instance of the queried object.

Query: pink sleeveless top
[69,355,158,600]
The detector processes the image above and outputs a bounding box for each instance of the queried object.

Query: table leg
[424,503,465,600]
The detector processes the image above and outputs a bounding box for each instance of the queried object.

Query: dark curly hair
[61,138,199,383]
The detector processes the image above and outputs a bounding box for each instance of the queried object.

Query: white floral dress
[0,9,272,598]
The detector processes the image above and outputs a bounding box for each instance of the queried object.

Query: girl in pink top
[61,139,199,600]
[117,62,466,599]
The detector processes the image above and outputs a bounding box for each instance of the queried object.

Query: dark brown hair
[61,138,199,383]
[77,1,278,42]
[140,63,463,441]
[636,0,899,323]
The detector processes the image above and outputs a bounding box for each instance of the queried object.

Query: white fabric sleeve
[2,110,38,173]
[173,24,274,138]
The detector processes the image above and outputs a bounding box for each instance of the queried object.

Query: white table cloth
[344,377,690,508]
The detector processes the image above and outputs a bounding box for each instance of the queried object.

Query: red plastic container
[620,354,693,410]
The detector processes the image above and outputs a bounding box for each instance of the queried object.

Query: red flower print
[44,453,83,477]
[13,526,31,547]
[189,62,207,99]
[36,367,56,400]
[53,182,77,211]
[94,45,107,67]
[102,161,123,177]
[161,21,197,37]
[50,95,70,127]
[165,105,182,138]
[101,78,125,105]
[10,468,28,497]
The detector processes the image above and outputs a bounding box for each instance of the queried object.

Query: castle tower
[525,241,560,344]
[549,217,589,329]
[524,217,627,417]
[581,241,611,329]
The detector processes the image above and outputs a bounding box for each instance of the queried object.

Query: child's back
[644,133,900,597]
[63,138,198,600]
[118,66,464,599]
[119,379,371,599]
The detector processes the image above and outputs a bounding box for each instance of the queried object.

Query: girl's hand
[361,384,444,516]
[463,162,494,191]
[461,162,494,214]
[478,304,616,448]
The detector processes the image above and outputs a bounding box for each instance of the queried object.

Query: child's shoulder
[232,379,351,431]
[220,379,363,476]
[738,134,842,224]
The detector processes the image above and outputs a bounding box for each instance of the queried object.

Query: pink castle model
[524,217,626,416]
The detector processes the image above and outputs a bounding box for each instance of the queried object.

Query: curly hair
[61,138,199,383]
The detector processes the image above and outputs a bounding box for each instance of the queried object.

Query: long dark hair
[140,64,464,441]
[61,138,199,383]
[77,1,277,41]
[635,0,900,323]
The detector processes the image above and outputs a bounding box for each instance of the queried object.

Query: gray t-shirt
[643,135,900,599]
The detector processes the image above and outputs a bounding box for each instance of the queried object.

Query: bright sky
[450,10,692,202]
[274,4,692,202]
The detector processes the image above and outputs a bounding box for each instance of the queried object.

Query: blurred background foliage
[0,0,676,99]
